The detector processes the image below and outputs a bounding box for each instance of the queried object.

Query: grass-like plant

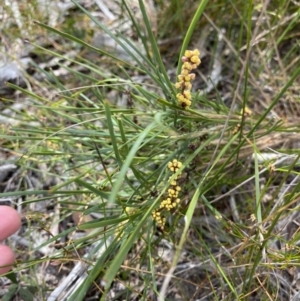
[1,0,300,300]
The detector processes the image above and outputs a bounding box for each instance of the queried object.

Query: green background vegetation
[1,0,300,300]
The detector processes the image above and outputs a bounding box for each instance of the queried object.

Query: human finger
[0,206,21,241]
[0,245,15,274]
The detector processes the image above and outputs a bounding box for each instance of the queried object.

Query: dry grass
[1,1,300,300]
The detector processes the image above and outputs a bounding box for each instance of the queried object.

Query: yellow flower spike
[182,95,189,102]
[175,49,201,108]
[184,50,192,58]
[174,82,181,89]
[181,69,189,76]
[151,159,184,229]
[184,75,192,82]
[183,90,191,99]
[178,74,184,81]
[191,56,201,65]
[185,82,192,90]
[240,106,252,118]
[177,99,186,107]
[125,206,135,214]
[176,93,184,101]
[245,107,252,115]
[182,62,193,71]
[189,73,196,80]
[168,188,175,195]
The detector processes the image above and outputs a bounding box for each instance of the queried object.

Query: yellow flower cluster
[175,49,201,109]
[151,159,183,229]
[240,107,252,119]
[151,210,166,229]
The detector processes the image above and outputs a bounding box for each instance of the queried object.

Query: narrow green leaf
[177,0,209,75]
[2,284,18,301]
[75,178,109,199]
[18,287,34,301]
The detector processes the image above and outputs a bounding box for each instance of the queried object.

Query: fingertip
[0,245,15,274]
[0,206,21,240]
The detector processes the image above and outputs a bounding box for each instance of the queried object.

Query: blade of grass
[176,0,209,75]
[107,111,158,204]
